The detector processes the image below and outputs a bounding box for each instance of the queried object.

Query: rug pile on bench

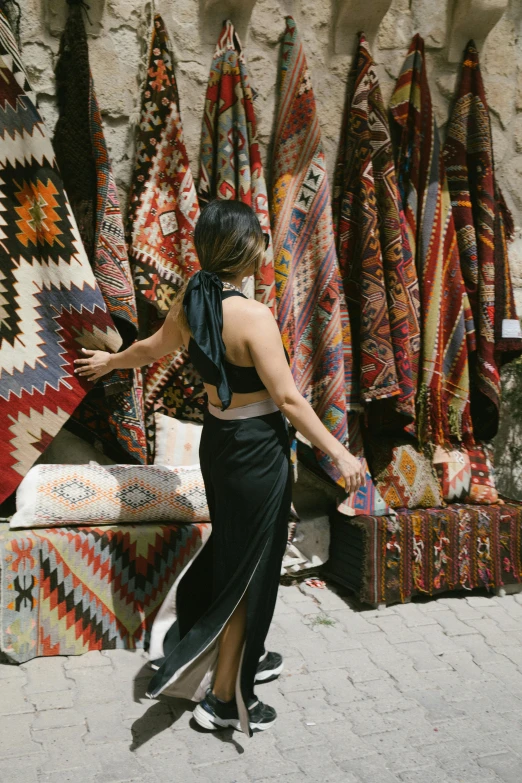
[326,502,522,607]
[0,522,210,663]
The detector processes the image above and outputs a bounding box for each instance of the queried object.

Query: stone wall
[18,0,522,492]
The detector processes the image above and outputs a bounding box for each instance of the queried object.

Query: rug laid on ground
[271,16,351,482]
[0,521,211,663]
[390,35,475,449]
[0,10,121,504]
[327,501,522,606]
[444,41,522,441]
[198,19,275,310]
[333,34,420,429]
[52,0,147,464]
[127,14,205,440]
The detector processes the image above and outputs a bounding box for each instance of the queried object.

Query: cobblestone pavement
[3,584,522,783]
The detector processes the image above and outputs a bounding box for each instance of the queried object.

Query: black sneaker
[255,650,284,683]
[193,689,277,732]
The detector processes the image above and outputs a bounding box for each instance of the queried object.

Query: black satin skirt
[146,406,292,736]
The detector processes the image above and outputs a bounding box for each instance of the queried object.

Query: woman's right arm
[74,311,184,382]
[246,304,365,495]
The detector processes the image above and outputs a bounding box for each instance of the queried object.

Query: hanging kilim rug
[198,19,276,311]
[53,0,147,463]
[127,14,206,434]
[0,10,121,503]
[333,33,420,430]
[389,34,475,449]
[271,16,351,482]
[444,41,522,440]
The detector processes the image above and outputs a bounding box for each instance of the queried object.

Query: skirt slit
[147,407,291,736]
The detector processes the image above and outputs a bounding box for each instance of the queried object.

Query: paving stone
[84,702,133,744]
[0,678,35,715]
[390,603,438,627]
[477,751,522,783]
[38,769,99,783]
[272,710,326,752]
[64,651,113,670]
[22,658,71,694]
[0,713,43,759]
[30,690,75,711]
[31,708,85,730]
[65,667,119,705]
[137,753,212,783]
[395,641,453,672]
[33,725,96,774]
[456,633,505,664]
[0,663,26,680]
[464,617,519,646]
[430,611,477,636]
[0,755,41,783]
[327,649,385,682]
[285,689,344,724]
[90,741,156,783]
[366,615,423,644]
[339,754,402,782]
[415,625,467,655]
[284,744,345,778]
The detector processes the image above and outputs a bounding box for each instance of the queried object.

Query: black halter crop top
[187,290,267,394]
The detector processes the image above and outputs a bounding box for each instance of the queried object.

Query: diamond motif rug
[444,41,522,440]
[0,10,121,503]
[271,16,351,482]
[390,35,475,448]
[333,34,420,429]
[127,14,205,437]
[0,521,210,663]
[52,0,147,463]
[198,19,275,311]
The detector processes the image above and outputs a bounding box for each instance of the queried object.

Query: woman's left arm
[74,311,184,382]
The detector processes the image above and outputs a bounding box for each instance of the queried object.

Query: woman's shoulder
[223,295,273,319]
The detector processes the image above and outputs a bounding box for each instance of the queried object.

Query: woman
[75,200,365,737]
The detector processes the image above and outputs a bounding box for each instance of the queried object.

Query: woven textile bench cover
[0,522,210,663]
[325,502,522,606]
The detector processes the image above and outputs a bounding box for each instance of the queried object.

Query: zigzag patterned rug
[0,521,210,663]
[0,11,121,503]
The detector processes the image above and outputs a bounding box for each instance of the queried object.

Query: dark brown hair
[170,200,265,329]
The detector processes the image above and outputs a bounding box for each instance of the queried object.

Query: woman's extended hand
[74,348,113,382]
[334,449,366,496]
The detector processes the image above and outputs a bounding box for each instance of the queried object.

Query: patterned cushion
[337,457,392,517]
[10,463,209,529]
[463,444,500,505]
[432,446,471,502]
[372,442,444,510]
[154,414,203,467]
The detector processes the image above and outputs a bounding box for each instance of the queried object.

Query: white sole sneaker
[193,703,277,733]
[254,659,284,683]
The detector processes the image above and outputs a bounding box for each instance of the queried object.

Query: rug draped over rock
[390,35,475,449]
[271,16,351,481]
[444,41,522,440]
[127,14,206,439]
[333,34,420,431]
[0,521,210,663]
[198,20,275,310]
[328,501,522,606]
[0,10,121,503]
[53,0,147,463]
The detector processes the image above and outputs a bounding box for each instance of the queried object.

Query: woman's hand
[74,348,114,382]
[333,449,366,496]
